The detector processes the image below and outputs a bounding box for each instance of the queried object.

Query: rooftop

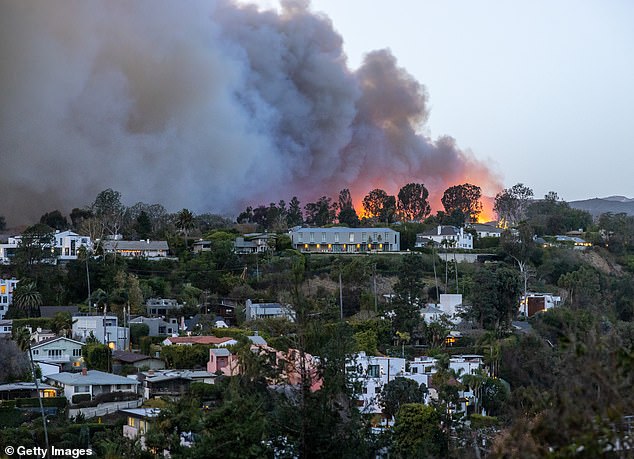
[45,370,140,386]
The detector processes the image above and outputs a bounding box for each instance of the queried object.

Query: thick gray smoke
[0,0,500,224]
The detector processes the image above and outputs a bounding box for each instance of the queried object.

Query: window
[48,349,62,357]
[375,386,381,394]
[362,387,367,394]
[412,367,418,374]
[33,349,39,355]
[321,232,326,242]
[362,232,366,242]
[73,349,81,357]
[334,232,339,243]
[310,232,315,243]
[349,233,354,243]
[367,365,380,378]
[298,233,303,242]
[74,385,90,393]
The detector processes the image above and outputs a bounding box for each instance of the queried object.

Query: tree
[287,196,303,227]
[83,342,111,371]
[14,326,49,454]
[441,183,483,224]
[39,210,69,231]
[134,211,152,239]
[69,207,93,231]
[363,189,396,223]
[304,196,336,226]
[51,312,74,338]
[13,281,43,317]
[92,188,126,237]
[381,377,427,420]
[175,208,195,248]
[468,266,521,330]
[13,223,56,268]
[500,222,535,300]
[337,188,360,226]
[393,403,447,459]
[397,183,431,222]
[493,183,534,228]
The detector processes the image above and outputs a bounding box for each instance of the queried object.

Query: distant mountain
[569,197,634,217]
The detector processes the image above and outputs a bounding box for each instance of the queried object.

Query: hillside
[569,197,634,217]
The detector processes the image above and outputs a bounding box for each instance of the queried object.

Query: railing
[67,398,142,420]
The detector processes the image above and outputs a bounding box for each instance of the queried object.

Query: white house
[0,319,13,336]
[31,337,85,368]
[348,352,411,414]
[2,231,92,264]
[415,226,473,250]
[469,223,502,239]
[45,369,140,402]
[349,352,485,416]
[0,278,18,320]
[289,227,401,253]
[72,314,128,350]
[245,299,295,322]
[53,230,93,261]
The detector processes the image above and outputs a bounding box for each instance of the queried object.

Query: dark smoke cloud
[0,0,500,224]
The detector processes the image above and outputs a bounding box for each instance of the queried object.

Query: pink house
[207,348,239,376]
[206,343,322,392]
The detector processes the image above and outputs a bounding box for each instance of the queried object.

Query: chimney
[148,369,155,376]
[81,368,87,376]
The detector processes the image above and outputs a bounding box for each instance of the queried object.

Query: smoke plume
[0,0,501,224]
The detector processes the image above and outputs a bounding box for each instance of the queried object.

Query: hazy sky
[299,0,634,201]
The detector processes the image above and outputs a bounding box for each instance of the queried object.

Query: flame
[477,195,496,224]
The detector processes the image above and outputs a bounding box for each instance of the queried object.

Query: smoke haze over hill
[0,0,501,224]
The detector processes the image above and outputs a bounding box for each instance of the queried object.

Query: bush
[93,391,139,404]
[71,394,92,405]
[15,397,67,408]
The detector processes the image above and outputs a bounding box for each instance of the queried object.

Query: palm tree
[51,312,75,338]
[175,208,195,248]
[13,281,43,317]
[14,326,49,453]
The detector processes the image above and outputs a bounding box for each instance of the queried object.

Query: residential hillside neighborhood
[1,184,633,458]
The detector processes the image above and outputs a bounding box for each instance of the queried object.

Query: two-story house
[415,226,473,250]
[289,227,401,253]
[30,337,85,371]
[72,314,128,350]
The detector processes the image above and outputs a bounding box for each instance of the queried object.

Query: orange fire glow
[349,182,500,224]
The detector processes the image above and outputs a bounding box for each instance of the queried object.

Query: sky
[2,0,633,225]
[297,0,634,201]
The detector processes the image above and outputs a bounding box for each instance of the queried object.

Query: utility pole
[373,263,378,313]
[85,254,91,315]
[339,272,344,320]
